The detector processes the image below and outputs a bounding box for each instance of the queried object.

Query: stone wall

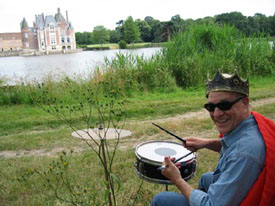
[0,50,21,57]
[0,33,23,52]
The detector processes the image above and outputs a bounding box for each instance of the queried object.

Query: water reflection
[0,48,161,85]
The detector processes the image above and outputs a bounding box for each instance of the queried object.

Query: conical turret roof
[54,8,66,23]
[21,18,29,29]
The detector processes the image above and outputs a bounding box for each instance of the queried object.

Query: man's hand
[161,157,182,183]
[161,156,194,200]
[184,137,222,153]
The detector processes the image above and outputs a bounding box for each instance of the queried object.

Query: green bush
[118,40,127,49]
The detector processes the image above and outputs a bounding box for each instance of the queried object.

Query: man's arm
[161,157,194,200]
[184,137,222,153]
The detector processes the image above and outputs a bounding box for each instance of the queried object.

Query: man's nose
[213,107,224,117]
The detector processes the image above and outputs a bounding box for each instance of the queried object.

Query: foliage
[18,150,100,205]
[215,12,275,37]
[162,24,274,87]
[123,16,140,44]
[136,19,152,42]
[92,25,110,45]
[103,52,177,94]
[75,32,93,45]
[31,78,128,206]
[0,84,35,105]
[109,30,121,43]
[76,12,275,45]
[144,16,161,42]
[118,40,127,49]
[1,77,275,205]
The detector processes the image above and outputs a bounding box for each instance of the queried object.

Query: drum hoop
[134,167,195,185]
[135,140,193,164]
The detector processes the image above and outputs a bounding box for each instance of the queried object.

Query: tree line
[75,11,275,45]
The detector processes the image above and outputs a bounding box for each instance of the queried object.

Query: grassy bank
[80,42,165,50]
[1,76,275,205]
[1,24,275,205]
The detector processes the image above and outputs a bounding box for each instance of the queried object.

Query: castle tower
[20,18,30,49]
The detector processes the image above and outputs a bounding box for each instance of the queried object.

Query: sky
[0,0,274,33]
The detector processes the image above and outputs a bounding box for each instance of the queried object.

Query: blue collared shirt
[190,115,266,206]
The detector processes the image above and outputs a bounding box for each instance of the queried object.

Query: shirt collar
[221,115,254,149]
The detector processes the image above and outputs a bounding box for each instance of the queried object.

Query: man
[151,69,275,206]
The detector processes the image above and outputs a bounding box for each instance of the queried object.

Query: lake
[0,47,162,85]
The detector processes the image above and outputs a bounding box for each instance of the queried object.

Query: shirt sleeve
[189,155,263,206]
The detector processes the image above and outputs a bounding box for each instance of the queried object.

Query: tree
[253,13,272,35]
[109,30,121,43]
[75,32,93,45]
[171,14,185,33]
[114,20,124,41]
[123,16,140,43]
[154,21,174,42]
[136,19,152,42]
[215,12,248,34]
[144,16,160,42]
[92,25,110,45]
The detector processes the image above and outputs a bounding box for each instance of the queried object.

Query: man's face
[207,91,249,135]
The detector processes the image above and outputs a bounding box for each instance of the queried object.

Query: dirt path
[1,97,275,158]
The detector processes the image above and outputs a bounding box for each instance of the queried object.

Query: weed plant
[1,24,274,106]
[162,24,274,87]
[1,77,275,205]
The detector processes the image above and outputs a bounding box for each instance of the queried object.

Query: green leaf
[111,173,121,191]
[104,188,110,202]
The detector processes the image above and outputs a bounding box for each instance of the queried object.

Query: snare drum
[134,140,196,185]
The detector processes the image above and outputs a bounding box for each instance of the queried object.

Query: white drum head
[136,141,194,163]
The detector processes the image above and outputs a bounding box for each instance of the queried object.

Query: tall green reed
[162,24,274,87]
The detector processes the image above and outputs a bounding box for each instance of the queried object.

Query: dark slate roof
[36,15,44,28]
[54,8,66,23]
[21,18,29,29]
[44,15,57,27]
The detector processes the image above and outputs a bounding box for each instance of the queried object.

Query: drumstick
[152,123,186,143]
[157,151,194,171]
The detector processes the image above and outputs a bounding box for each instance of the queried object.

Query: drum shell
[134,141,196,185]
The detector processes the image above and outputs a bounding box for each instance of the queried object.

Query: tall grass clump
[103,52,177,95]
[162,24,274,87]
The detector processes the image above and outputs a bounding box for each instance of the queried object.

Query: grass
[85,42,165,50]
[87,43,119,49]
[1,75,275,205]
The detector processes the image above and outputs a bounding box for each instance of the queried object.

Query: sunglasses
[204,96,245,112]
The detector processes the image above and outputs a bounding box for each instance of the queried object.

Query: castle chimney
[66,10,69,23]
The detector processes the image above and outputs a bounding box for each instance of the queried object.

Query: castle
[0,8,76,56]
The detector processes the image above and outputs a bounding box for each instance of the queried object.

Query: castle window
[50,37,56,45]
[25,42,29,48]
[50,24,55,34]
[67,37,70,43]
[62,37,65,43]
[25,33,28,38]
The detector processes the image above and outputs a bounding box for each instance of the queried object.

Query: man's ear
[243,96,249,107]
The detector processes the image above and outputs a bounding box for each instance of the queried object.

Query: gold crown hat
[206,69,249,97]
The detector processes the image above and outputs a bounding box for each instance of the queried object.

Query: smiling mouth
[215,119,228,124]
